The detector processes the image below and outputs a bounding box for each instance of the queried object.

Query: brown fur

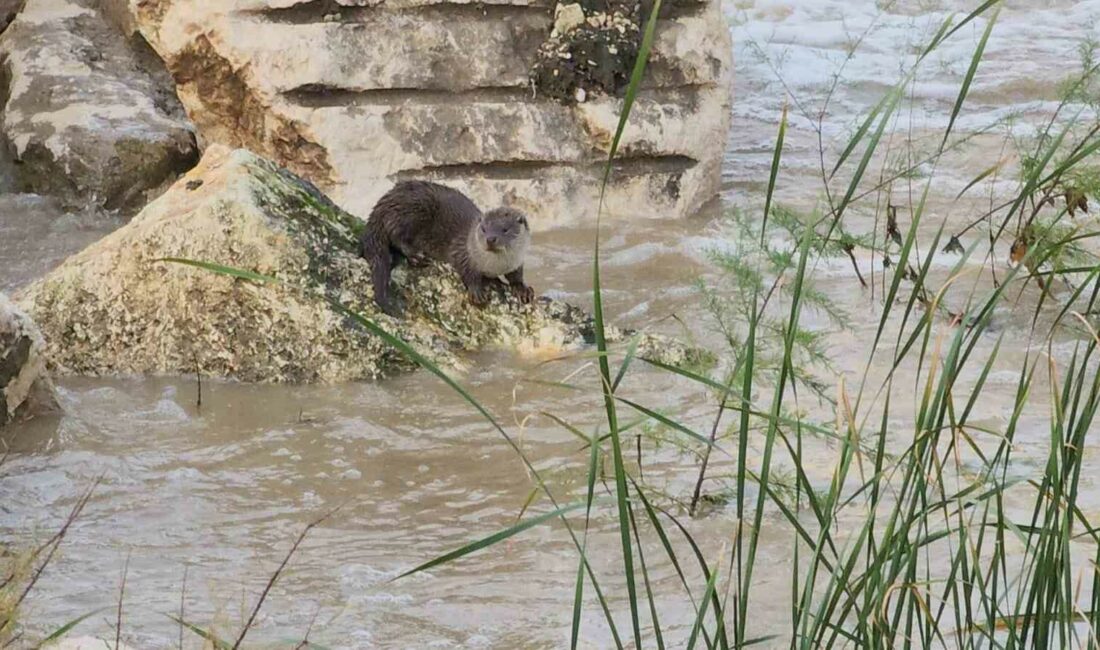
[359,181,534,316]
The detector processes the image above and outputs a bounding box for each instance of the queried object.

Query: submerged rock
[17,146,711,383]
[106,0,731,224]
[0,293,58,427]
[0,0,198,213]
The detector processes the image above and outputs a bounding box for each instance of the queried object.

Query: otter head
[470,207,531,277]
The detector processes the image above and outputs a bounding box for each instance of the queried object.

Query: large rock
[108,0,732,225]
[0,292,58,427]
[16,146,710,383]
[0,0,199,212]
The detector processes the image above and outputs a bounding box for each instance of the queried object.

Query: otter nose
[486,235,499,247]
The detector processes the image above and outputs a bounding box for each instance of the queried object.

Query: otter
[358,181,535,316]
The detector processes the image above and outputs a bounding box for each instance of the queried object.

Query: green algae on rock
[16,146,712,383]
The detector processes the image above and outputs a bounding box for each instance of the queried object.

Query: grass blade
[34,608,110,648]
[166,615,233,650]
[761,105,789,239]
[686,554,722,650]
[940,6,1000,151]
[396,501,589,580]
[592,0,664,644]
[616,396,731,455]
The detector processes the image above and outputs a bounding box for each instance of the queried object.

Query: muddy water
[3,1,1100,647]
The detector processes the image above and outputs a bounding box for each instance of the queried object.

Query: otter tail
[359,225,395,315]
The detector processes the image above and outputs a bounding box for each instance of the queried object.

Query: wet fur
[359,181,534,315]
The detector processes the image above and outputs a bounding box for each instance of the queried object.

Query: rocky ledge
[16,146,712,383]
[108,0,731,224]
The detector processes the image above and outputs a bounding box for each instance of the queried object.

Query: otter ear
[518,215,528,229]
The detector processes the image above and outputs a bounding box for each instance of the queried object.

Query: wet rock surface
[16,147,711,383]
[0,292,57,427]
[109,0,731,224]
[0,0,199,213]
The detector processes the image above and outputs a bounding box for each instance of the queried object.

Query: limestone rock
[109,0,732,224]
[553,2,585,34]
[0,292,58,427]
[0,0,199,213]
[17,146,711,383]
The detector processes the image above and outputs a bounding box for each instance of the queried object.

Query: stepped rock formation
[0,292,58,427]
[0,0,199,212]
[16,146,711,383]
[108,0,732,225]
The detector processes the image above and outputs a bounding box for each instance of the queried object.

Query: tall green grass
[148,0,1100,647]
[392,2,1100,647]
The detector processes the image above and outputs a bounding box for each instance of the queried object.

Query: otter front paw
[510,283,535,304]
[467,285,490,307]
[405,253,432,269]
[376,298,402,318]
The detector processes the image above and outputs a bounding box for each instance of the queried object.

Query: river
[2,0,1098,647]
